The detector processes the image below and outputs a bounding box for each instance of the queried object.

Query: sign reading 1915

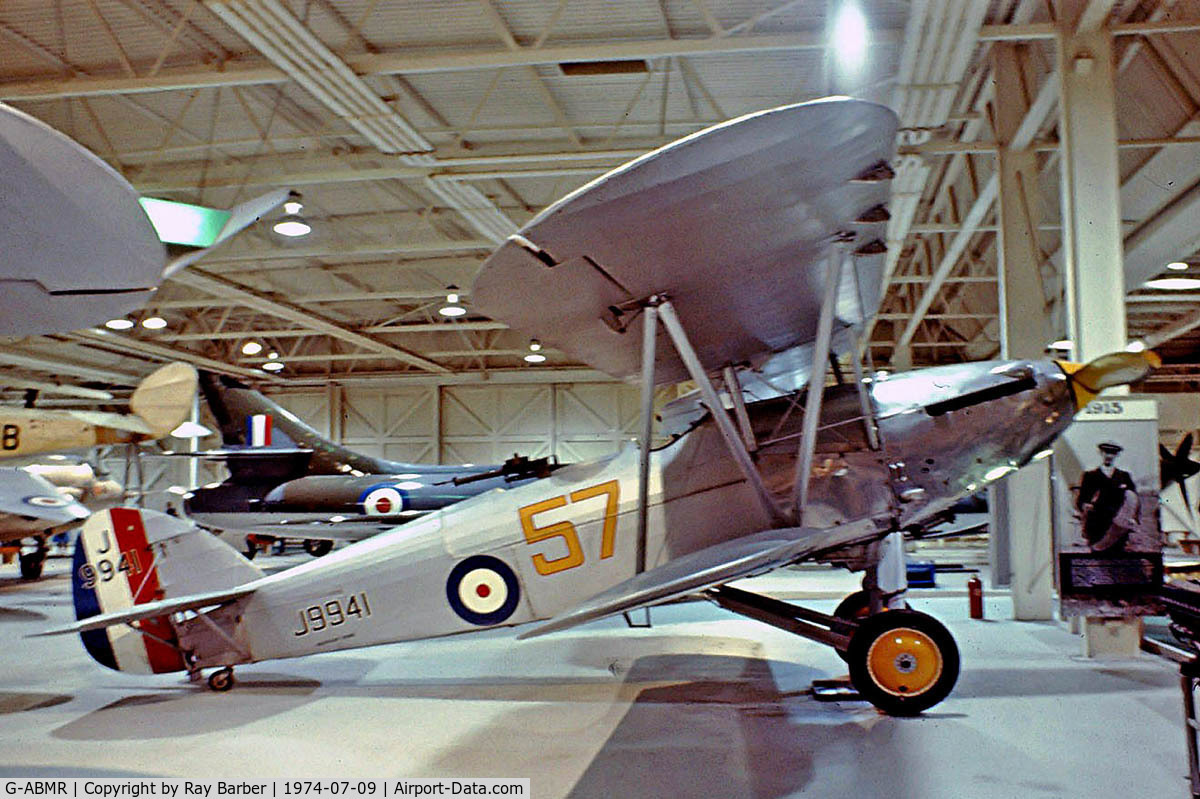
[1082,400,1124,416]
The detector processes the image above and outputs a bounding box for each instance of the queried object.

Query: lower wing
[519,519,880,639]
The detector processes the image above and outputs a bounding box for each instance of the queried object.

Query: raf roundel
[359,485,405,516]
[25,495,69,508]
[446,555,521,626]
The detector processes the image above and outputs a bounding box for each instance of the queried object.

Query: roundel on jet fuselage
[358,484,406,516]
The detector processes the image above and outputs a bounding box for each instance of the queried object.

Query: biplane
[40,98,1156,715]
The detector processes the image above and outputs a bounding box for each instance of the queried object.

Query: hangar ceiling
[3,0,1200,397]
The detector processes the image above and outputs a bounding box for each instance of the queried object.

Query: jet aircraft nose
[1054,350,1161,411]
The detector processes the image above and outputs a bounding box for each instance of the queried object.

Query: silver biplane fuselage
[167,358,1073,668]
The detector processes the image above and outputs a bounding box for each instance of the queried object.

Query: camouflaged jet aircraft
[40,98,1158,715]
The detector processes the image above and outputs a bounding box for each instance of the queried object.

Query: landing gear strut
[708,584,959,716]
[19,540,48,580]
[207,666,235,692]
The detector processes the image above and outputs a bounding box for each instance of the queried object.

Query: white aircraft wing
[474,97,897,384]
[0,467,90,542]
[519,521,878,639]
[0,103,164,335]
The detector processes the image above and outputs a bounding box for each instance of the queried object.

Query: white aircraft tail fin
[129,362,199,439]
[64,508,261,674]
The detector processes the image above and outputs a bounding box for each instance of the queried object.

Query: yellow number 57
[519,480,620,575]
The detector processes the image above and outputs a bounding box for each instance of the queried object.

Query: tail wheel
[207,667,235,692]
[303,539,334,557]
[846,609,959,716]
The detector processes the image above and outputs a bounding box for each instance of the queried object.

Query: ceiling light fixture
[439,285,466,317]
[1168,261,1190,271]
[104,318,134,330]
[1049,339,1072,351]
[1125,340,1147,353]
[267,351,279,360]
[832,2,868,74]
[1144,277,1200,290]
[525,338,546,363]
[141,316,167,330]
[241,341,263,356]
[262,361,285,372]
[273,191,311,237]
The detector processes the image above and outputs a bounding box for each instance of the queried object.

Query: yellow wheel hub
[866,627,943,696]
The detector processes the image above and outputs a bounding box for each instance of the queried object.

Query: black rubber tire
[834,590,871,621]
[846,609,959,716]
[303,539,334,557]
[18,551,44,581]
[832,590,910,662]
[207,667,235,692]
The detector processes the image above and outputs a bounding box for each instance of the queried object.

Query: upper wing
[518,520,879,639]
[0,103,163,335]
[474,97,897,384]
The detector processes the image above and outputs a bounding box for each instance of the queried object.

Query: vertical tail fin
[199,370,395,475]
[71,507,262,673]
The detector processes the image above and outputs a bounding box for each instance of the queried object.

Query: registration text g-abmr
[5,783,69,796]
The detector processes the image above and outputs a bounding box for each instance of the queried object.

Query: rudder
[71,507,262,673]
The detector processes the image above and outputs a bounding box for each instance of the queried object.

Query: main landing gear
[19,540,49,580]
[707,584,959,716]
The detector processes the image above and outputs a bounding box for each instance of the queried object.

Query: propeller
[1162,433,1200,508]
[1056,350,1161,410]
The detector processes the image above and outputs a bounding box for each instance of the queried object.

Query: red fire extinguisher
[968,575,984,619]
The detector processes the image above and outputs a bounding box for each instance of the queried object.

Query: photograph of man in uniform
[1075,441,1139,552]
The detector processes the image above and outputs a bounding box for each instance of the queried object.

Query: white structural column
[1056,1,1138,654]
[1058,1,1127,360]
[991,42,1055,620]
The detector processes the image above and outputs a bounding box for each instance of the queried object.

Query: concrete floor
[0,551,1191,798]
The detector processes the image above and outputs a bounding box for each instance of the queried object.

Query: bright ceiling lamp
[141,316,167,330]
[1144,277,1200,290]
[105,318,134,330]
[1048,339,1072,351]
[832,2,868,74]
[262,361,285,372]
[1126,340,1147,353]
[170,421,213,438]
[439,286,467,317]
[524,339,546,363]
[241,341,263,356]
[1168,261,1190,271]
[272,192,311,237]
